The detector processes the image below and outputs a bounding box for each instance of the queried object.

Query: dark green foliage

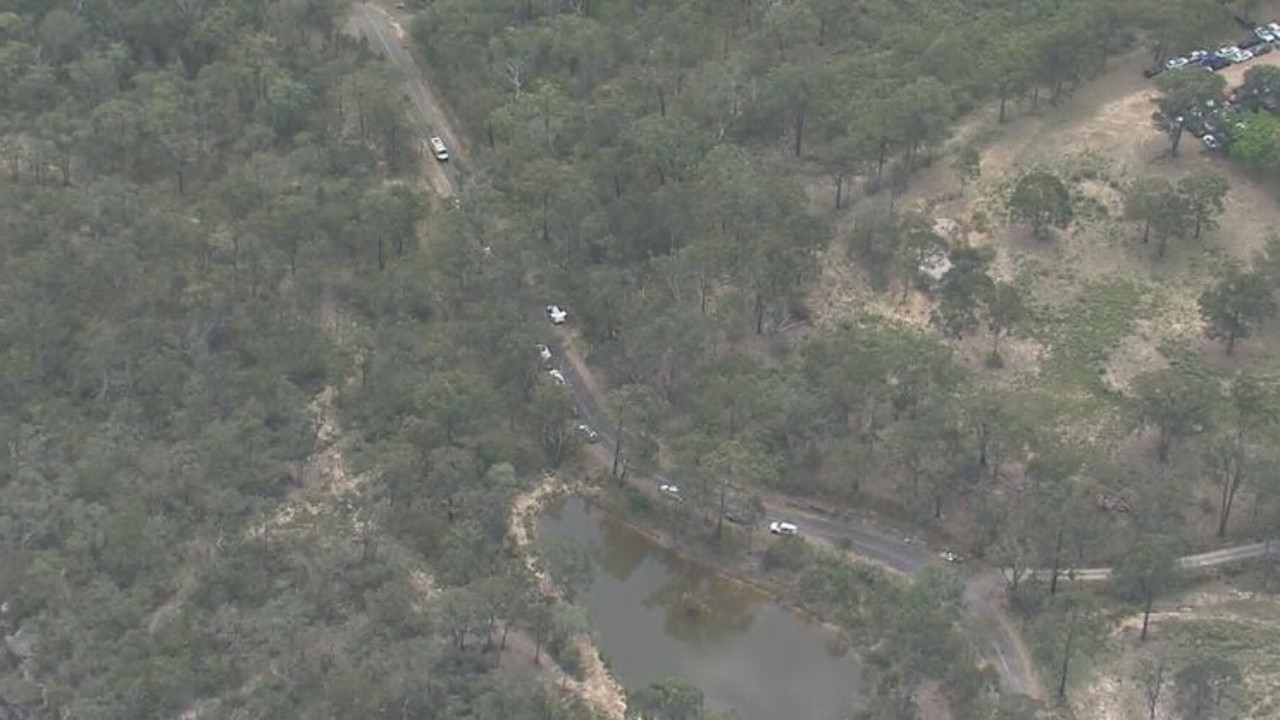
[0,1,574,718]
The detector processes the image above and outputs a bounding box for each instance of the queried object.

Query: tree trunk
[1156,432,1172,463]
[1218,454,1243,537]
[612,421,624,477]
[1049,525,1065,595]
[716,485,726,539]
[793,104,805,157]
[1057,607,1077,698]
[1140,595,1153,641]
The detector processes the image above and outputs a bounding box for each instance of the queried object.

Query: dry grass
[1073,583,1280,720]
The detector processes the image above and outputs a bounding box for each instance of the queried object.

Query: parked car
[536,343,553,364]
[547,369,567,385]
[1185,117,1209,137]
[1202,134,1225,151]
[1236,14,1259,30]
[1239,35,1264,50]
[1205,56,1232,71]
[1255,26,1276,43]
[546,304,567,325]
[575,423,601,443]
[659,483,681,500]
[940,550,965,563]
[1142,64,1165,78]
[769,521,799,536]
[428,136,448,161]
[1229,48,1255,64]
[1165,56,1191,70]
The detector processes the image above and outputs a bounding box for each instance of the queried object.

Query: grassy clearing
[1030,277,1153,403]
[1161,601,1280,720]
[1022,605,1125,700]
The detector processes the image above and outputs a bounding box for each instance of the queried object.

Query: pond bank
[509,476,628,720]
[540,492,863,720]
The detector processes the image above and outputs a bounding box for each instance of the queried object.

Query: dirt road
[346,2,464,198]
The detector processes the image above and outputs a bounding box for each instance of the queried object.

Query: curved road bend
[347,3,1280,699]
[550,340,1041,698]
[350,1,1043,694]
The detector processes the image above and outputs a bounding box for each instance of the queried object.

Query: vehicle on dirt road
[769,521,798,535]
[428,136,448,161]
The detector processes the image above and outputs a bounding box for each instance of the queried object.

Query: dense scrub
[0,0,596,717]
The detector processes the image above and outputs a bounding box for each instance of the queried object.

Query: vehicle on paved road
[576,423,601,443]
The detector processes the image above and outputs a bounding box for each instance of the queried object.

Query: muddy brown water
[539,497,861,720]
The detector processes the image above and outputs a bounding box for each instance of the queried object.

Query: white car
[940,550,965,563]
[1228,48,1254,64]
[769,521,798,536]
[659,483,681,499]
[428,136,448,161]
[1165,56,1190,69]
[1257,27,1276,43]
[547,369,567,386]
[546,304,567,325]
[536,343,552,364]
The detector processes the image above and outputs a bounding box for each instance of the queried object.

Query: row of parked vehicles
[1144,21,1280,78]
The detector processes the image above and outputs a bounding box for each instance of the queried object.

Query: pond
[539,497,861,720]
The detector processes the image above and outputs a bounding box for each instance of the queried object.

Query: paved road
[350,3,1280,698]
[549,341,1042,698]
[347,10,1046,691]
[1029,538,1279,583]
